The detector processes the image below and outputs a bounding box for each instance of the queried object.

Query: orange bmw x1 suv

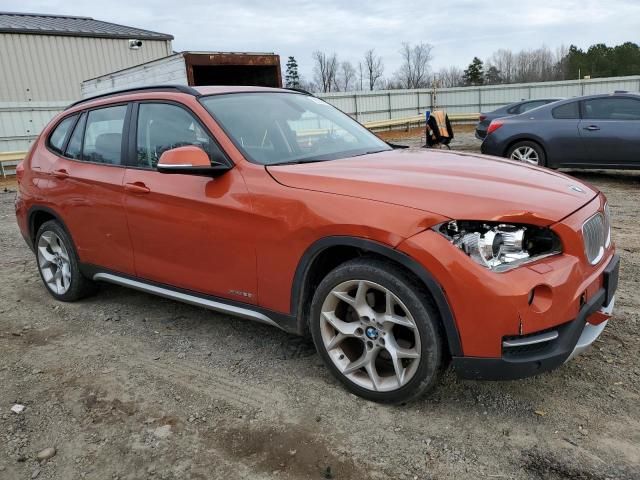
[15,85,619,403]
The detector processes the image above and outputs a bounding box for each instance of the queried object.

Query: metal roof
[0,12,173,40]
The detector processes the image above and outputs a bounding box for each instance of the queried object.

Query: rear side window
[135,103,223,169]
[48,115,77,153]
[582,97,640,120]
[82,105,127,165]
[552,102,580,119]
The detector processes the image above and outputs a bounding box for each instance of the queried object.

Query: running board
[92,273,281,329]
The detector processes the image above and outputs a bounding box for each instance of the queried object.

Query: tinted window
[552,102,580,119]
[65,113,86,160]
[82,105,127,165]
[48,115,77,153]
[583,97,640,120]
[135,103,222,169]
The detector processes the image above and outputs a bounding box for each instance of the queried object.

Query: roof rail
[66,85,200,109]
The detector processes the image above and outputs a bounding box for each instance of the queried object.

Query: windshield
[200,92,391,165]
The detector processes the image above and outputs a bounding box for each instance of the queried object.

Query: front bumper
[452,254,619,380]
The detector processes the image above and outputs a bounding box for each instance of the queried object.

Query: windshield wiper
[349,149,390,158]
[268,158,329,166]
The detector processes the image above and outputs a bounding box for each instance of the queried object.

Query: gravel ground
[1,157,639,479]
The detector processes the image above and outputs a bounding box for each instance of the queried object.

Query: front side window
[552,102,580,120]
[48,115,77,154]
[135,103,222,169]
[82,105,127,165]
[201,93,391,165]
[583,97,640,120]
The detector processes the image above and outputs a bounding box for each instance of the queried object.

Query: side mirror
[157,146,231,176]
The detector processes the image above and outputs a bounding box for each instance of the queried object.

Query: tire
[35,220,97,302]
[506,141,546,167]
[309,258,443,404]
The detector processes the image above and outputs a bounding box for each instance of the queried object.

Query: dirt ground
[1,149,639,479]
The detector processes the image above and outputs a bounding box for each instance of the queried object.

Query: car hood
[266,149,599,226]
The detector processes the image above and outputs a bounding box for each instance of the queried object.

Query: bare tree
[363,49,384,90]
[337,61,356,91]
[487,49,514,84]
[395,42,434,89]
[554,44,570,80]
[434,66,464,88]
[312,51,338,93]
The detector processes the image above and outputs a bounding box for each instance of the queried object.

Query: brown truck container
[81,51,282,98]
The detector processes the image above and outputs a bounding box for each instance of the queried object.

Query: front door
[579,96,640,167]
[122,101,258,303]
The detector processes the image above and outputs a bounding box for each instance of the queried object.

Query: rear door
[46,104,135,274]
[122,101,257,302]
[579,96,640,167]
[546,101,585,165]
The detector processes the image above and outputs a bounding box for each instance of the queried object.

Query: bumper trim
[502,330,558,348]
[452,254,619,381]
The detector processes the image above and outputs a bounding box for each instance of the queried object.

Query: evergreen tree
[463,57,485,86]
[285,56,300,89]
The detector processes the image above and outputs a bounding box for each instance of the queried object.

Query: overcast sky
[5,0,640,81]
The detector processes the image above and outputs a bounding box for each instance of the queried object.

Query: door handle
[51,169,70,179]
[124,182,150,194]
[583,125,600,131]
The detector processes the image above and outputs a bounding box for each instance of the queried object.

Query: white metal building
[0,12,173,152]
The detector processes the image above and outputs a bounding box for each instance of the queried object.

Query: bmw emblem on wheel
[365,326,379,340]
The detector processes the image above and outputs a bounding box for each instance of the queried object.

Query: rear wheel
[35,220,96,302]
[507,141,546,166]
[310,258,442,404]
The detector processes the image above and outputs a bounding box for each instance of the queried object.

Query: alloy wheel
[37,231,72,295]
[510,146,539,165]
[319,280,421,392]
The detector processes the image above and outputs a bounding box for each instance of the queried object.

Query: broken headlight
[435,221,562,272]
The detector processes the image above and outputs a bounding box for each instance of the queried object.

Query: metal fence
[2,75,640,154]
[317,75,640,123]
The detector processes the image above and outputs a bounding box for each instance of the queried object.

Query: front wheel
[310,258,443,404]
[507,141,546,166]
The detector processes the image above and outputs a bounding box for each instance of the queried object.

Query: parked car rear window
[583,97,640,120]
[520,100,549,113]
[552,102,580,119]
[48,115,77,154]
[82,105,127,165]
[201,92,390,166]
[135,103,223,169]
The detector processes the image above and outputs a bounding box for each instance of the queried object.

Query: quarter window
[48,115,77,154]
[82,105,127,165]
[582,97,640,120]
[135,103,222,169]
[552,102,580,120]
[65,113,86,160]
